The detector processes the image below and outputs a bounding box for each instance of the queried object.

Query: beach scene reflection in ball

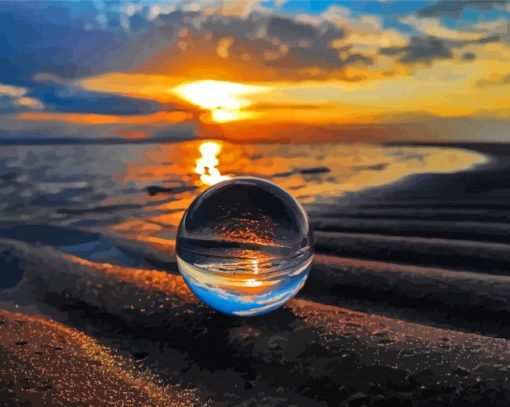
[176,177,314,316]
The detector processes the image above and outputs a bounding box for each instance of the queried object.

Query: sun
[172,80,269,123]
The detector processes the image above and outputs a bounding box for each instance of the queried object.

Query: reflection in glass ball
[176,177,314,316]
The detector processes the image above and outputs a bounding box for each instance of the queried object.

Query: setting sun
[172,80,269,123]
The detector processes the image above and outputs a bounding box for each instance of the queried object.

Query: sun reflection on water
[252,259,259,275]
[195,141,231,186]
[111,141,486,245]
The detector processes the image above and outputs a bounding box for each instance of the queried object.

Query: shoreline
[2,238,510,406]
[1,141,510,405]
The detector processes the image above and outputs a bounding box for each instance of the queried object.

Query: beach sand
[1,143,510,406]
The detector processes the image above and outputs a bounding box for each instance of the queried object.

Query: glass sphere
[176,177,314,316]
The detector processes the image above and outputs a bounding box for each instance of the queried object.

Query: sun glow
[195,141,231,186]
[245,278,263,288]
[173,80,269,123]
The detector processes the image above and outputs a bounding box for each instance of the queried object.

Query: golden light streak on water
[195,141,231,186]
[252,259,259,275]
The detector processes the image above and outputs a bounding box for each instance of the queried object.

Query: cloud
[475,19,510,44]
[128,7,375,81]
[260,17,356,71]
[416,0,509,18]
[1,0,509,138]
[393,2,510,67]
[28,82,164,116]
[266,42,371,70]
[1,0,507,88]
[325,11,409,57]
[462,51,477,60]
[0,1,183,85]
[0,1,380,85]
[381,36,453,63]
[0,83,44,113]
[1,74,179,117]
[249,102,324,111]
[477,73,510,86]
[213,0,264,17]
[216,37,234,58]
[266,15,320,44]
[401,15,489,41]
[380,29,500,65]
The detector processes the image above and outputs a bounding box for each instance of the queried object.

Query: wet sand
[1,143,510,405]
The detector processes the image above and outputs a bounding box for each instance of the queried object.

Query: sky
[1,0,510,143]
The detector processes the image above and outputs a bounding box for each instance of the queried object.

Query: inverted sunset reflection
[177,251,284,296]
[195,141,231,186]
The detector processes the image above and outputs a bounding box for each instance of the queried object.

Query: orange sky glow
[2,1,510,143]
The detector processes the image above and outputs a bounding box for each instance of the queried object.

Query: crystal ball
[176,177,314,316]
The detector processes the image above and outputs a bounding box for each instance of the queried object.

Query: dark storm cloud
[417,0,509,18]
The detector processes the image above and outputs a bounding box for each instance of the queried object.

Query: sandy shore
[0,309,200,406]
[1,143,510,405]
[1,236,510,406]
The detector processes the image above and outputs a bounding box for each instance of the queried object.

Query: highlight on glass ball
[176,177,314,316]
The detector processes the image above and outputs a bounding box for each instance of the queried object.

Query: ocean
[0,140,486,269]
